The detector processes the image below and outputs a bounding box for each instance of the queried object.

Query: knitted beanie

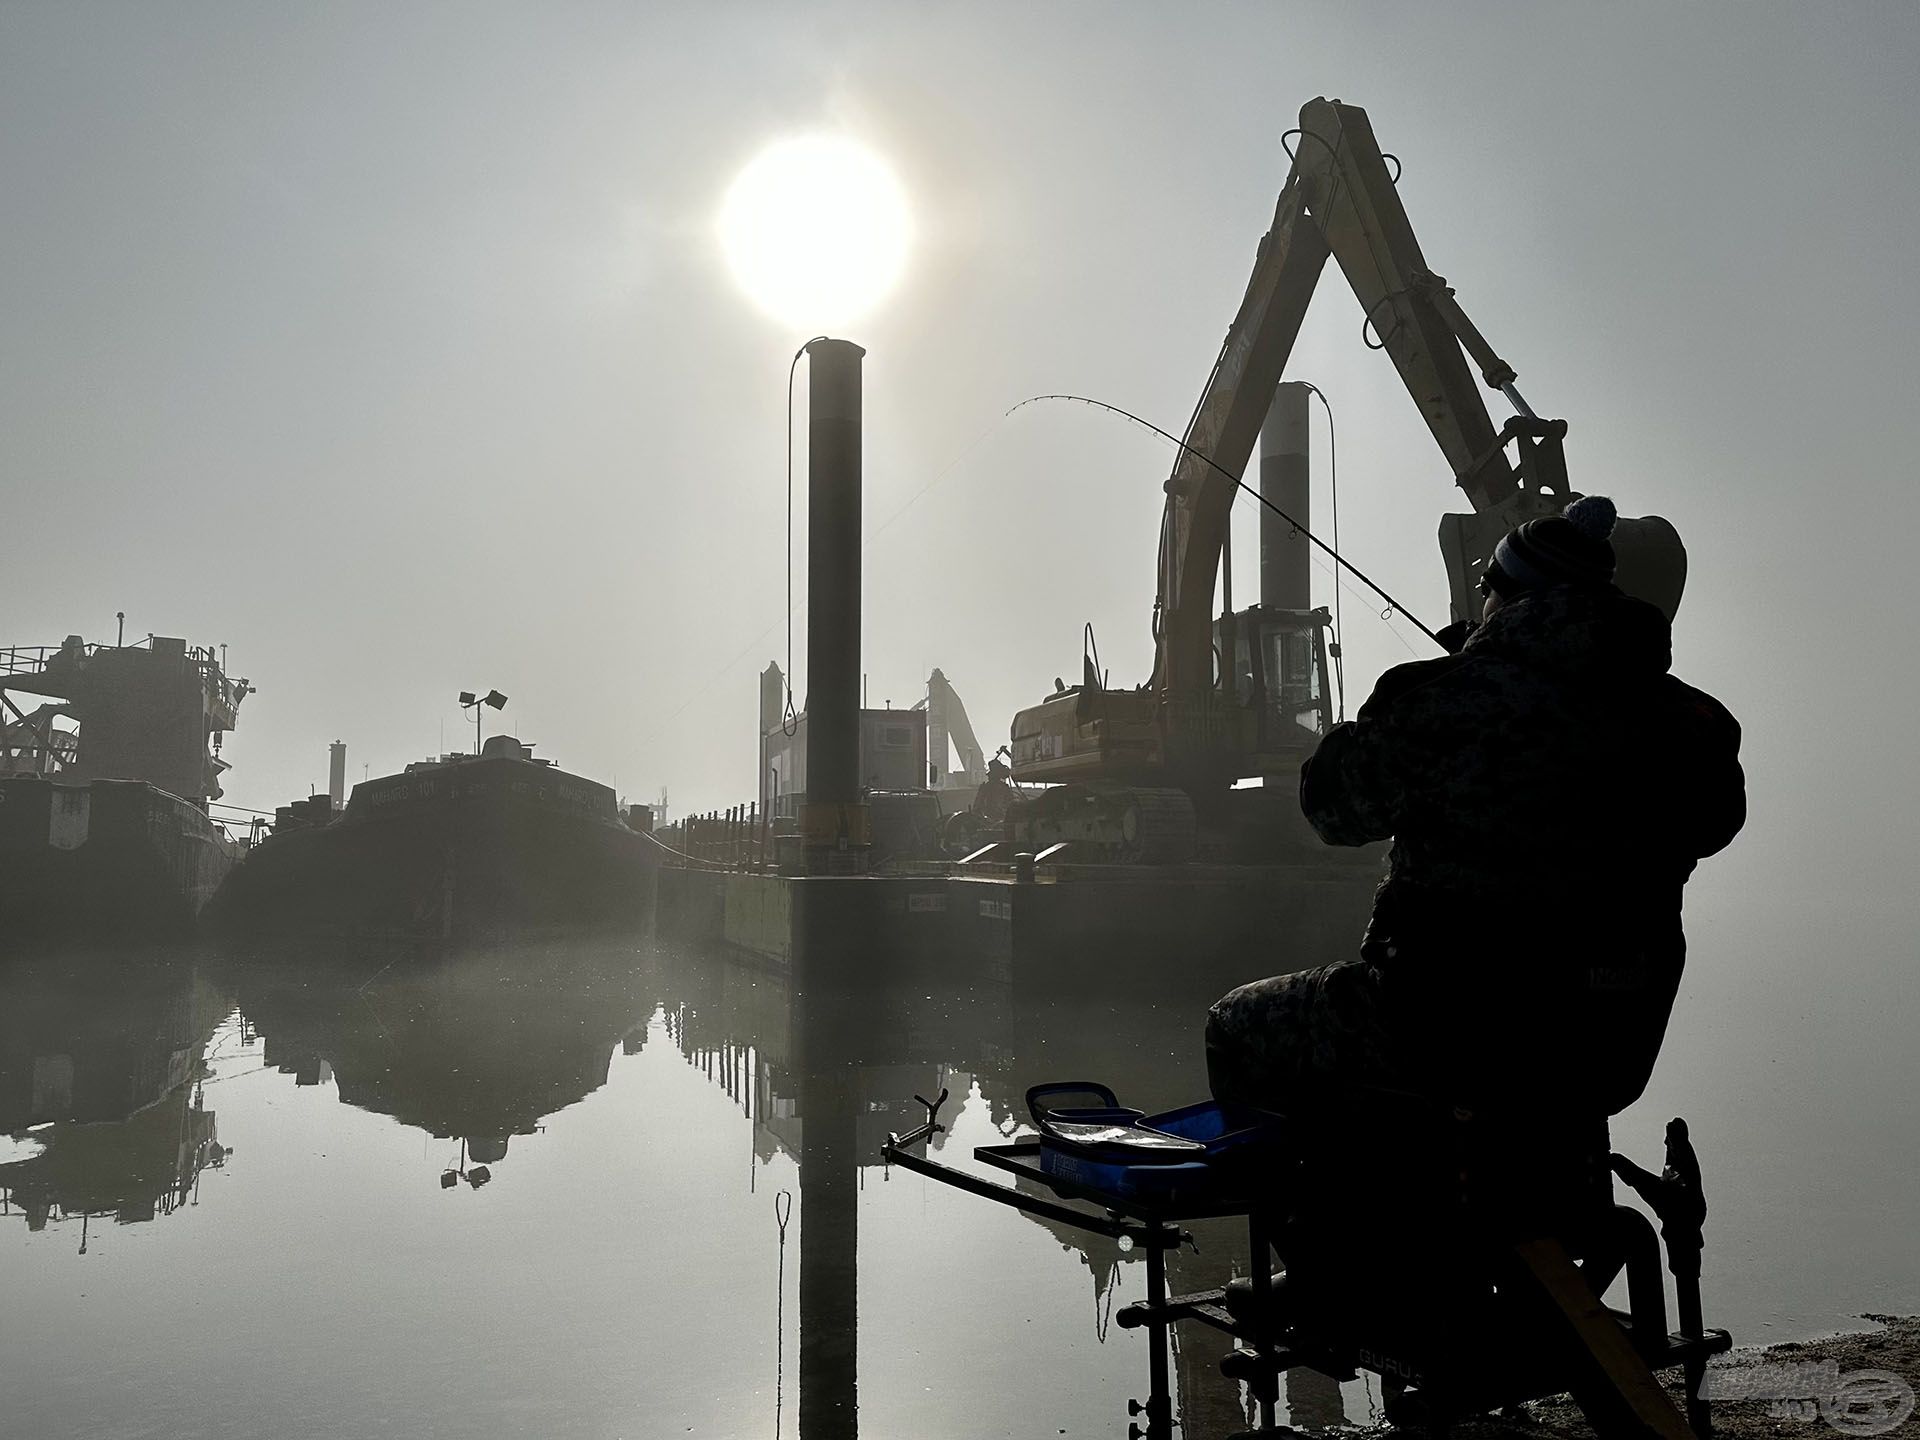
[1486,495,1618,596]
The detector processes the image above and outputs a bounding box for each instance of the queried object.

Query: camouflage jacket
[1303,584,1743,917]
[1298,585,1745,1108]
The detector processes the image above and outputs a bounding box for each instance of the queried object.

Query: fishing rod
[1008,393,1441,647]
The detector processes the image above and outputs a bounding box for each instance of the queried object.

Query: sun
[719,134,911,332]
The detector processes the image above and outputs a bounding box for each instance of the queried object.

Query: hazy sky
[5,2,1919,920]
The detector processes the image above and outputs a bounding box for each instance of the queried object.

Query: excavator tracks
[1007,784,1199,865]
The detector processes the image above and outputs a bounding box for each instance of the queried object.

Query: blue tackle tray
[1027,1083,1287,1205]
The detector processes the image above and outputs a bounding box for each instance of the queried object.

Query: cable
[638,826,731,871]
[1296,382,1348,720]
[784,338,830,737]
[1283,117,1415,440]
[1280,125,1398,184]
[1361,291,1406,352]
[1008,394,1441,647]
[773,1189,793,1439]
[1095,1259,1119,1343]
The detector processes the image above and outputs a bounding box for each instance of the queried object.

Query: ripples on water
[1,913,1913,1438]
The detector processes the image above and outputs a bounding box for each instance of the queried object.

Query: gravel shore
[1360,1315,1919,1438]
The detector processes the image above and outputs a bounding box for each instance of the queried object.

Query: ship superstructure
[0,635,250,944]
[0,635,246,803]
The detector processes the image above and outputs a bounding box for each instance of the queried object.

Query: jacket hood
[1462,584,1672,680]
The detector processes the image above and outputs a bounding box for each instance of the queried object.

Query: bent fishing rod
[1008,393,1442,647]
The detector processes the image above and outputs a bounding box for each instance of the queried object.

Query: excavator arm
[925,668,986,784]
[1158,170,1327,694]
[1157,97,1547,697]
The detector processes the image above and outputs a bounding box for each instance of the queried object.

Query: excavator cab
[1217,603,1333,755]
[1009,605,1330,797]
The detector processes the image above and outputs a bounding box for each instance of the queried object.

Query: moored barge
[212,735,655,939]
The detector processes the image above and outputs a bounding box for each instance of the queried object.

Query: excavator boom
[1157,98,1537,700]
[1158,171,1327,695]
[925,668,986,785]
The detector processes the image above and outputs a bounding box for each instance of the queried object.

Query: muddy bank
[1359,1314,1918,1438]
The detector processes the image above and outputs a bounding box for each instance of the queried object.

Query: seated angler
[1207,495,1746,1123]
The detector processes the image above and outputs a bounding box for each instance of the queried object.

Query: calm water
[2,890,1915,1439]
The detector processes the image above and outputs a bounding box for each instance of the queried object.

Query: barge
[212,735,656,939]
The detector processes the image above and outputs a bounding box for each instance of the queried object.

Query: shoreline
[1360,1314,1918,1437]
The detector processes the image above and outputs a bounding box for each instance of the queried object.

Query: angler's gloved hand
[1434,619,1479,655]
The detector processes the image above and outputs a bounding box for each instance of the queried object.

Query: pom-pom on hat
[1485,495,1618,597]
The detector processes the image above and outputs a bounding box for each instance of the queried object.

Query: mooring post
[800,338,870,876]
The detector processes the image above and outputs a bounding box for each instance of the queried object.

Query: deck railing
[0,637,160,676]
[0,639,247,717]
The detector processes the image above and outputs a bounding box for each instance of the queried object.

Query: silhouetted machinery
[892,101,1726,1438]
[1005,97,1687,863]
[921,667,987,798]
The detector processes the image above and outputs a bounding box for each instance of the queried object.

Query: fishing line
[630,404,1009,761]
[1225,488,1420,656]
[641,358,1435,774]
[1304,546,1424,659]
[1008,394,1441,647]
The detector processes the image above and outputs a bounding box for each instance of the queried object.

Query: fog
[5,3,1918,913]
[8,10,1920,1433]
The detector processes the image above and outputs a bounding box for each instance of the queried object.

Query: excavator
[1005,97,1686,863]
[921,668,1034,858]
[922,667,988,798]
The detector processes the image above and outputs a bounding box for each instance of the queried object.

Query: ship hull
[0,777,236,948]
[211,758,656,940]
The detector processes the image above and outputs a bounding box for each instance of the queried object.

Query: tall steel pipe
[1259,381,1312,611]
[800,338,869,873]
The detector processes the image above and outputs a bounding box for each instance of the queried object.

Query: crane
[1006,97,1687,863]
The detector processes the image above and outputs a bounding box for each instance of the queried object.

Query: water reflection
[656,947,1007,1438]
[0,929,1372,1436]
[0,951,229,1246]
[216,932,1320,1439]
[224,940,657,1189]
[649,939,1357,1437]
[18,922,1892,1438]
